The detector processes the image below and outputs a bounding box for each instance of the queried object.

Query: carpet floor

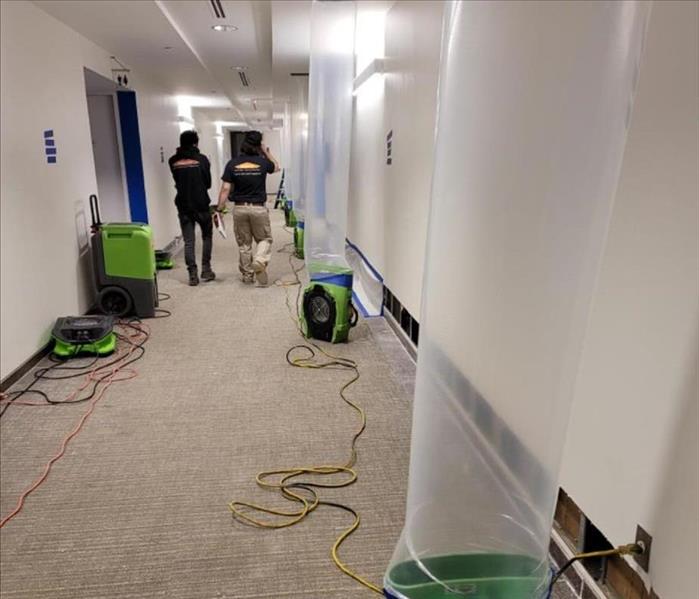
[1,208,574,599]
[1,209,414,599]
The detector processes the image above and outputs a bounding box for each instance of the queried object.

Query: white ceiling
[271,0,311,114]
[32,0,312,129]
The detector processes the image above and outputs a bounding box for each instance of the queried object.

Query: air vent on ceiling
[238,70,250,87]
[209,0,226,19]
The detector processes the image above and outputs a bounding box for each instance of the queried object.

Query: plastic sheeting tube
[384,2,651,598]
[290,77,308,222]
[280,102,292,199]
[304,0,355,272]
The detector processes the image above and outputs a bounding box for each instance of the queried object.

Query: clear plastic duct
[384,2,651,599]
[280,102,292,199]
[289,77,308,223]
[304,0,356,271]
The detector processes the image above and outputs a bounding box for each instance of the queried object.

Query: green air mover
[301,265,358,343]
[284,200,297,228]
[90,194,158,318]
[384,554,548,599]
[52,315,117,358]
[155,249,174,270]
[294,221,305,259]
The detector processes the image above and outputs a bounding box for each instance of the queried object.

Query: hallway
[0,210,415,598]
[2,1,696,598]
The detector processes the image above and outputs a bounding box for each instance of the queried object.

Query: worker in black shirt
[216,130,279,286]
[169,130,215,286]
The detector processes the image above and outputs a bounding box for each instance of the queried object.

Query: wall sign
[386,130,392,165]
[44,129,56,164]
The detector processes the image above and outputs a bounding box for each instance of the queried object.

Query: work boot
[254,269,269,287]
[251,260,268,287]
[188,269,199,286]
[201,267,216,282]
[242,273,254,284]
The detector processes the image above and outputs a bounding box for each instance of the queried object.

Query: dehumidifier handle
[89,194,102,227]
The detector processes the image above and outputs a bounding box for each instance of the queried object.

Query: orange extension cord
[0,321,149,528]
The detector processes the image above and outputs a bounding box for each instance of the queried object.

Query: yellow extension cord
[228,231,383,595]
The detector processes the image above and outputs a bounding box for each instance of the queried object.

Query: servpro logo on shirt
[234,161,263,174]
[223,155,274,202]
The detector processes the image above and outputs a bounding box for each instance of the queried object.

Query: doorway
[230,130,248,158]
[84,68,128,222]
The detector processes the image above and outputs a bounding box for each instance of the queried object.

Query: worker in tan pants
[232,203,273,284]
[216,130,279,285]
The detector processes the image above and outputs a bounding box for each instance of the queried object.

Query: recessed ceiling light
[231,66,248,71]
[212,24,238,32]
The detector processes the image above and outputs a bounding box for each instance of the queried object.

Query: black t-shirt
[222,154,275,204]
[168,147,212,213]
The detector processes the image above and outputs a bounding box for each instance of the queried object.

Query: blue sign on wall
[44,130,56,164]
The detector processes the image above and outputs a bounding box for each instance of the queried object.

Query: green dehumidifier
[294,221,305,259]
[52,315,117,358]
[301,265,358,343]
[90,195,158,318]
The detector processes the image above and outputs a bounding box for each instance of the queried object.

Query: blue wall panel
[116,90,149,223]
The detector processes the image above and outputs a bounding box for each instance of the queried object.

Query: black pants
[179,210,213,272]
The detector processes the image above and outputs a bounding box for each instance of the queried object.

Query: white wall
[382,1,443,318]
[347,3,390,276]
[191,109,223,190]
[261,129,283,199]
[560,3,699,597]
[347,0,443,317]
[134,77,182,250]
[86,94,129,222]
[0,0,181,378]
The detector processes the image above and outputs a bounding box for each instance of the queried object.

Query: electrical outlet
[634,524,652,572]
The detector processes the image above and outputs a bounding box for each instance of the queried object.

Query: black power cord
[548,543,644,594]
[0,320,150,416]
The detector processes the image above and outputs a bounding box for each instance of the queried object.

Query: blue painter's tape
[44,138,55,147]
[117,90,149,223]
[310,272,353,289]
[47,156,57,164]
[351,290,370,318]
[346,238,384,282]
[45,147,57,156]
[44,130,54,138]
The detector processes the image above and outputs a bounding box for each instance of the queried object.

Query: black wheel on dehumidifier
[98,286,133,317]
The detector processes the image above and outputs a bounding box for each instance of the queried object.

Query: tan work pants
[232,204,273,276]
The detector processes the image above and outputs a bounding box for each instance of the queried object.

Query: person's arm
[260,146,280,173]
[217,182,231,212]
[201,155,212,190]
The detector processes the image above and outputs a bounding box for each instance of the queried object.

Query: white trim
[352,58,384,95]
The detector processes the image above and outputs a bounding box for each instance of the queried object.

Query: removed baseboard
[550,528,609,599]
[384,309,417,362]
